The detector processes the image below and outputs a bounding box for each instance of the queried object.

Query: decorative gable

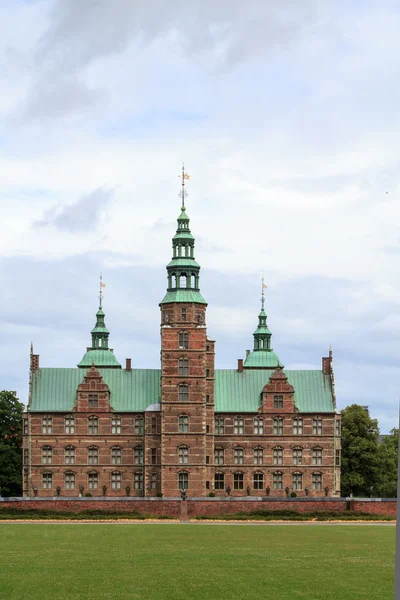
[261,367,296,413]
[74,363,112,412]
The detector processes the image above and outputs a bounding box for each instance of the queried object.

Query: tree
[0,390,24,496]
[375,428,398,498]
[341,404,380,497]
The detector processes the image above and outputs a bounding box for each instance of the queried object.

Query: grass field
[0,524,395,600]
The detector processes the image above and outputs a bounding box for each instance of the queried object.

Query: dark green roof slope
[30,367,334,414]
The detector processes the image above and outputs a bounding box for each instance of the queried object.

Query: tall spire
[160,166,206,305]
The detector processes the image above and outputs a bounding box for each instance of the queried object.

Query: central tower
[159,168,215,496]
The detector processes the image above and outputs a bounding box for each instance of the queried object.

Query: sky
[0,0,399,432]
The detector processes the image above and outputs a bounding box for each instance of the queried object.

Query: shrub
[246,486,251,496]
[208,492,215,497]
[85,492,92,497]
[156,492,163,497]
[290,492,297,498]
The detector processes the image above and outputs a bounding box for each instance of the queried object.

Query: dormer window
[88,394,98,408]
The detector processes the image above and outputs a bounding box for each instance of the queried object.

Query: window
[206,394,210,403]
[65,446,75,465]
[23,419,28,435]
[151,417,157,434]
[42,472,52,489]
[65,471,75,490]
[313,418,322,435]
[134,416,144,435]
[254,417,264,435]
[293,447,303,465]
[23,449,29,465]
[179,415,189,433]
[111,447,122,465]
[273,447,283,465]
[151,448,157,465]
[214,447,224,465]
[65,415,75,434]
[151,473,157,489]
[206,425,210,433]
[234,447,244,465]
[292,472,303,490]
[215,416,224,434]
[206,345,210,352]
[273,471,283,490]
[178,332,189,349]
[42,446,52,465]
[273,417,283,435]
[134,446,144,465]
[178,471,189,490]
[253,447,263,465]
[234,416,244,434]
[42,416,52,434]
[88,416,98,434]
[88,394,98,408]
[335,449,341,466]
[111,416,121,434]
[206,369,211,378]
[312,472,322,491]
[179,384,189,402]
[313,447,323,466]
[293,417,303,435]
[179,358,189,376]
[88,446,98,465]
[178,446,189,464]
[88,471,98,490]
[214,472,225,490]
[134,471,143,490]
[234,472,244,490]
[253,472,264,490]
[336,419,341,437]
[111,471,122,490]
[274,395,284,408]
[206,455,210,464]
[181,308,187,321]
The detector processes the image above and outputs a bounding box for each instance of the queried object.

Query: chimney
[237,359,243,372]
[126,358,132,372]
[30,354,39,372]
[246,349,250,358]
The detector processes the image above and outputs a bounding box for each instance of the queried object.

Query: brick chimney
[30,354,39,372]
[126,358,132,372]
[322,346,333,375]
[237,359,243,372]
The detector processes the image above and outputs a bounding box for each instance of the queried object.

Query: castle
[22,176,341,498]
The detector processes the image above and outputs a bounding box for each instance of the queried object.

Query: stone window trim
[178,414,190,433]
[111,446,122,465]
[134,415,144,435]
[178,357,189,376]
[234,416,244,435]
[42,471,53,489]
[312,471,323,491]
[178,383,189,402]
[215,415,225,434]
[88,446,99,465]
[273,417,284,435]
[292,446,303,466]
[111,415,122,434]
[312,446,323,466]
[88,393,99,408]
[253,471,264,490]
[88,415,99,434]
[292,471,303,490]
[253,416,264,435]
[178,470,189,490]
[234,446,244,465]
[65,470,76,490]
[41,415,52,434]
[273,446,284,465]
[88,471,99,490]
[64,415,75,434]
[273,394,284,409]
[214,471,225,490]
[178,445,189,464]
[151,472,157,489]
[111,471,122,490]
[64,445,75,465]
[134,471,144,490]
[233,471,244,490]
[178,331,189,349]
[293,417,303,435]
[253,446,263,465]
[134,445,144,465]
[273,471,283,490]
[214,446,224,465]
[312,417,323,435]
[41,445,53,465]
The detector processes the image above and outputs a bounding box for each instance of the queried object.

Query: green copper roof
[78,349,121,368]
[160,290,207,304]
[244,350,283,368]
[30,367,333,414]
[253,326,272,335]
[167,258,200,268]
[173,231,194,241]
[91,326,109,334]
[178,207,190,221]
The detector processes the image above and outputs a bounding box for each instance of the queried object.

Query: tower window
[178,446,189,464]
[179,358,189,376]
[179,415,189,433]
[181,308,187,321]
[178,384,189,402]
[151,416,157,434]
[179,332,189,349]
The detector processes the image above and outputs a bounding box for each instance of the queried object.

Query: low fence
[0,496,396,517]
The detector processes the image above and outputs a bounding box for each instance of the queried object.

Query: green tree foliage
[375,428,398,498]
[341,404,380,497]
[0,391,24,496]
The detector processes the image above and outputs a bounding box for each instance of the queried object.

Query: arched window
[178,471,189,490]
[292,471,303,490]
[42,416,52,434]
[65,446,75,465]
[112,415,121,434]
[178,446,189,464]
[178,384,189,402]
[88,446,99,465]
[178,358,189,376]
[254,417,263,435]
[134,471,143,490]
[313,417,323,435]
[41,446,52,465]
[292,447,303,465]
[134,416,144,435]
[111,447,122,465]
[65,415,75,434]
[293,417,303,435]
[312,472,323,491]
[65,471,75,490]
[312,447,323,466]
[234,472,244,490]
[273,471,283,490]
[42,472,52,489]
[273,417,283,435]
[88,416,98,434]
[234,416,244,434]
[234,447,244,465]
[111,471,122,490]
[178,331,189,349]
[214,447,224,465]
[178,415,189,433]
[253,471,264,490]
[214,472,225,490]
[88,471,98,490]
[215,416,224,434]
[134,445,144,465]
[253,447,263,465]
[273,446,283,465]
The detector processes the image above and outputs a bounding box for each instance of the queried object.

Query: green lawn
[0,524,395,600]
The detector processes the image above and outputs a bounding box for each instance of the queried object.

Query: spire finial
[178,163,190,209]
[99,273,106,308]
[261,274,267,310]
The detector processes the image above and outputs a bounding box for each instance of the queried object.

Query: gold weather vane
[261,274,267,310]
[178,163,190,209]
[99,273,106,307]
